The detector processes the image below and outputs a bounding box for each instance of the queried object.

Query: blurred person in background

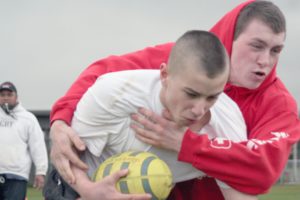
[0,81,48,200]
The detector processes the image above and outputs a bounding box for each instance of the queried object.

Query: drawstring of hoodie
[1,103,17,119]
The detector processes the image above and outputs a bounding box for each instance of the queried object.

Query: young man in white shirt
[67,30,256,200]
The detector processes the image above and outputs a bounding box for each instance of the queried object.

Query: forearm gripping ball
[93,151,173,200]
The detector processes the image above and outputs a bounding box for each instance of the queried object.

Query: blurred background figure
[0,81,48,200]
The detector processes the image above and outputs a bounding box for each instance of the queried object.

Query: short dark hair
[234,1,286,40]
[168,30,228,79]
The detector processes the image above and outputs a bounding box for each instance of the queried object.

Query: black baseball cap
[0,81,17,93]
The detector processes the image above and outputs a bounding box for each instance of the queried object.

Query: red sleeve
[50,43,174,125]
[178,102,300,194]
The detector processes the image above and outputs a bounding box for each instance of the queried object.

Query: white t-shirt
[71,69,247,186]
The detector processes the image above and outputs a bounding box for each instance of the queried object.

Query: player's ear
[160,63,168,86]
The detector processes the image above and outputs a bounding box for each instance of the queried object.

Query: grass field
[27,184,300,200]
[259,184,300,200]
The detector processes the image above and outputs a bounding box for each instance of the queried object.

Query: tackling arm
[50,43,173,125]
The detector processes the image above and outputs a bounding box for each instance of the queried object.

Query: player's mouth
[184,117,197,125]
[252,71,266,81]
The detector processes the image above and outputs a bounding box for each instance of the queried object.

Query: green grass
[259,184,300,200]
[27,187,43,200]
[27,184,300,200]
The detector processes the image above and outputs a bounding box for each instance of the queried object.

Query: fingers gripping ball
[93,151,173,200]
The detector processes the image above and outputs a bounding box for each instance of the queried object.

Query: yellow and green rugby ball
[93,151,173,200]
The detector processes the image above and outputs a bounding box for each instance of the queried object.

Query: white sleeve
[206,93,247,142]
[27,114,48,175]
[71,74,133,157]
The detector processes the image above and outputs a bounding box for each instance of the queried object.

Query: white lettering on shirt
[246,132,289,150]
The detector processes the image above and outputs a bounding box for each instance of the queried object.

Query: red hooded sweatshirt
[168,1,300,199]
[50,0,300,199]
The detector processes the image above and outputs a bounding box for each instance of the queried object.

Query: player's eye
[207,95,218,102]
[251,43,263,50]
[185,91,198,98]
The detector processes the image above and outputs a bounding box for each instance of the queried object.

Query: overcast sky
[1,0,299,111]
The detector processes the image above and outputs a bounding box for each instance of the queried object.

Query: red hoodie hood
[210,0,277,96]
